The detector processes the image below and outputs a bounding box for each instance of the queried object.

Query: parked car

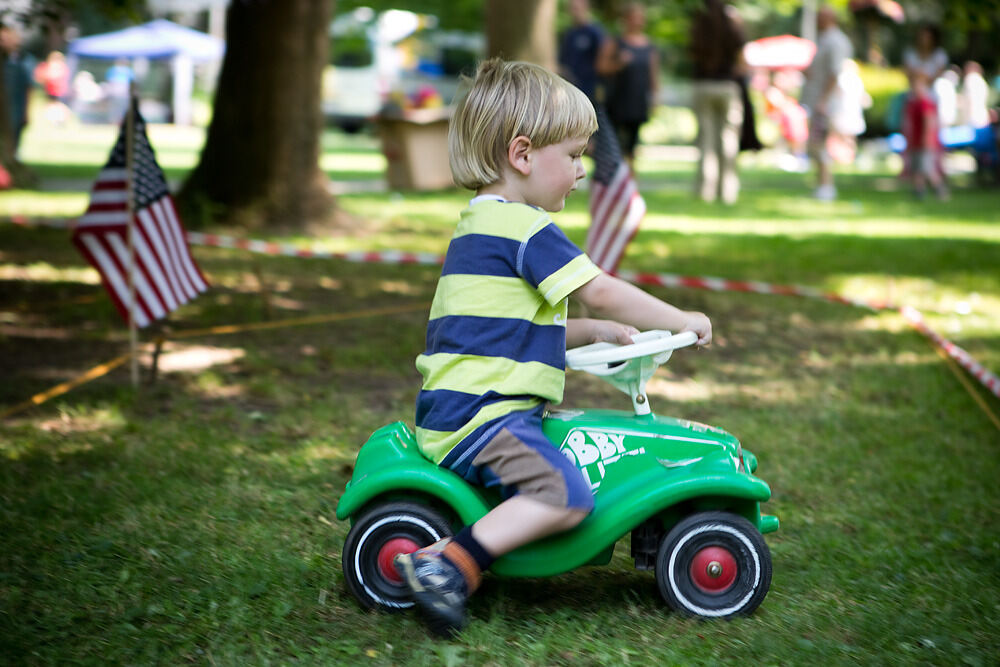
[322,7,481,132]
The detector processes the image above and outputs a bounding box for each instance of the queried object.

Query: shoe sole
[394,553,465,638]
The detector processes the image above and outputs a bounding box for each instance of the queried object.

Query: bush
[858,63,908,137]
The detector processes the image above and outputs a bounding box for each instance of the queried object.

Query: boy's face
[524,135,589,212]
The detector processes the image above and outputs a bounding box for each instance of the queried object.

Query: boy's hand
[589,320,639,345]
[681,312,712,346]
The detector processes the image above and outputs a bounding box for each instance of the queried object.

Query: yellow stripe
[430,275,543,320]
[1,303,429,420]
[416,397,543,462]
[453,202,550,241]
[430,274,567,326]
[539,254,601,304]
[0,353,130,420]
[417,353,565,400]
[170,302,429,339]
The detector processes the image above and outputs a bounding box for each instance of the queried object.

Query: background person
[900,24,948,187]
[596,2,659,168]
[764,70,809,172]
[902,71,949,200]
[558,0,605,103]
[104,58,133,123]
[903,24,948,86]
[933,65,961,128]
[826,58,870,164]
[33,51,71,125]
[960,61,990,129]
[688,0,747,205]
[799,5,852,201]
[1,22,33,158]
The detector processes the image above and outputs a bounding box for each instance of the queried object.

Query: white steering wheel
[565,330,698,415]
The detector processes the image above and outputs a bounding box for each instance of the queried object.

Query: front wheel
[655,511,771,618]
[342,501,454,611]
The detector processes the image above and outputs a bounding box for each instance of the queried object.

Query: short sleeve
[518,222,601,306]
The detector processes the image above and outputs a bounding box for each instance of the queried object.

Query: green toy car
[337,330,779,618]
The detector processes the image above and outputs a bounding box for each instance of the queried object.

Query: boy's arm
[572,273,712,345]
[566,318,638,349]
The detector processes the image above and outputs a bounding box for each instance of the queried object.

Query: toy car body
[337,331,779,618]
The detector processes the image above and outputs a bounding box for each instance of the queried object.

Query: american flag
[585,105,646,273]
[72,103,208,328]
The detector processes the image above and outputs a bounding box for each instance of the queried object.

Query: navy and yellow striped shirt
[415,198,602,464]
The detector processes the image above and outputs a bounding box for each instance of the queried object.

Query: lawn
[1,117,999,665]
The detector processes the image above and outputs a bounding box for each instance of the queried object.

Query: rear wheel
[655,511,771,618]
[342,501,454,611]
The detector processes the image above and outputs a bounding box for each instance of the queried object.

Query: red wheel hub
[377,537,419,584]
[690,545,738,593]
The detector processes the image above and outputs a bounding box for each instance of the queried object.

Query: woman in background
[596,2,659,169]
[688,0,746,204]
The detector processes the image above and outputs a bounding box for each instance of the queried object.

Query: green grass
[1,120,999,665]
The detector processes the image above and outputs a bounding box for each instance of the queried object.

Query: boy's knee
[559,506,591,530]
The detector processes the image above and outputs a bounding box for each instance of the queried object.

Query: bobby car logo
[559,428,646,491]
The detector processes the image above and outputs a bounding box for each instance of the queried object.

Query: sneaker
[814,184,837,201]
[395,541,469,637]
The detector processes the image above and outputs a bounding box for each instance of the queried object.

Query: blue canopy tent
[68,19,224,124]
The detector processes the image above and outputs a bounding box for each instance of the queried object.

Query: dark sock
[452,525,496,572]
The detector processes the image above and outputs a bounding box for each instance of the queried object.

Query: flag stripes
[72,104,207,327]
[585,105,646,273]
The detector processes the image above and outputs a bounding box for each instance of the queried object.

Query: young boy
[395,59,712,636]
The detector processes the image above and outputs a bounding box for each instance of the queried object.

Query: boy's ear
[508,135,533,176]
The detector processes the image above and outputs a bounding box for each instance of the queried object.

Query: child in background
[903,71,949,200]
[764,70,809,172]
[395,58,711,637]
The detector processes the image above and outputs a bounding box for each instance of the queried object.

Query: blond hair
[448,58,598,190]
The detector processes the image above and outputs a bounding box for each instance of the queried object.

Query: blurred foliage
[335,0,483,32]
[1,0,143,30]
[857,63,908,136]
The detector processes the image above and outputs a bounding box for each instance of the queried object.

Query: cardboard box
[377,107,454,191]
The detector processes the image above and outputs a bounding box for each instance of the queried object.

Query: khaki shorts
[448,407,595,511]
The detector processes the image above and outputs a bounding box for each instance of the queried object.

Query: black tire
[342,501,454,611]
[655,511,772,618]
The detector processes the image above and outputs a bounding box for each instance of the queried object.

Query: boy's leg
[472,495,589,556]
[396,411,593,635]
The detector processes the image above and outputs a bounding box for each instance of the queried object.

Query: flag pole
[125,84,139,387]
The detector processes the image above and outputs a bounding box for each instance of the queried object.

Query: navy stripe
[438,417,508,471]
[425,316,567,367]
[520,224,585,289]
[441,234,521,278]
[416,388,537,433]
[439,403,549,473]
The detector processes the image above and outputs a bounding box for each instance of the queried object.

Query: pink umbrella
[743,35,817,70]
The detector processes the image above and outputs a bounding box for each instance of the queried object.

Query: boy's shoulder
[457,200,554,242]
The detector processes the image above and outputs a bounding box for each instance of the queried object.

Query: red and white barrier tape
[900,306,1000,398]
[615,270,887,311]
[4,219,997,400]
[185,231,445,266]
[183,232,997,399]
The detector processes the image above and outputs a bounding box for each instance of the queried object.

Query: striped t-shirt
[415,198,602,464]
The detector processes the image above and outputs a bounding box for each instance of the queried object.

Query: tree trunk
[485,0,557,69]
[177,0,334,229]
[0,50,15,174]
